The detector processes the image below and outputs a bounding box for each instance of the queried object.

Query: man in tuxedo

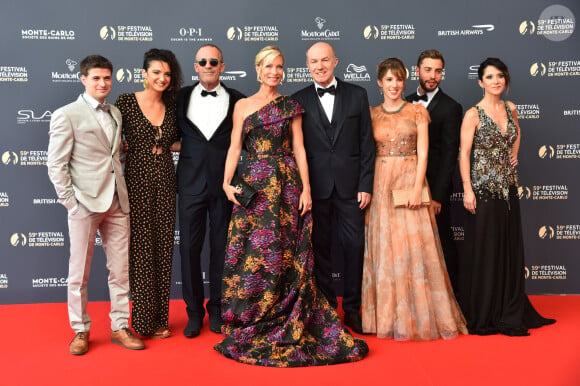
[177,44,245,337]
[406,49,462,291]
[292,42,375,334]
[47,55,145,355]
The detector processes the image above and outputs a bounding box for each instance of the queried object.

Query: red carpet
[1,296,578,386]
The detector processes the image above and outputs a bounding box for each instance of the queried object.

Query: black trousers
[311,190,365,314]
[178,191,232,319]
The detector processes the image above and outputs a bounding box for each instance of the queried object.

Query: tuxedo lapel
[109,109,122,152]
[209,84,237,141]
[427,90,442,114]
[331,81,346,146]
[305,85,332,141]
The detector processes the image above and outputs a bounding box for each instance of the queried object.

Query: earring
[379,88,383,95]
[482,88,485,96]
[281,71,286,84]
[143,79,149,89]
[256,74,262,83]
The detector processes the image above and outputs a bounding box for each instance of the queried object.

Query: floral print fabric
[214,96,368,367]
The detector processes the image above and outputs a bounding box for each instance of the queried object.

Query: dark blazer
[406,89,462,202]
[176,82,245,196]
[292,78,375,200]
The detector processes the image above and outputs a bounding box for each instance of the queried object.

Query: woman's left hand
[298,190,312,216]
[407,188,422,210]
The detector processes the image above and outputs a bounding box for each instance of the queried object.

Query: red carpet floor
[1,295,578,386]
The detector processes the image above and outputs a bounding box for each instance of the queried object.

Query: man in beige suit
[47,55,144,355]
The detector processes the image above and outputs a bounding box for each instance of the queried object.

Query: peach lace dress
[361,102,467,341]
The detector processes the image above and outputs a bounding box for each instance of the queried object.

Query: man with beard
[406,49,462,292]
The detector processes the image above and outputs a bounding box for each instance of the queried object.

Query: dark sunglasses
[196,58,220,67]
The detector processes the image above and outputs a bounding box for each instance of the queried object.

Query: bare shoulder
[464,106,479,119]
[505,100,517,111]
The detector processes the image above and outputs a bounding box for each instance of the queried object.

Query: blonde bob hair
[255,45,285,83]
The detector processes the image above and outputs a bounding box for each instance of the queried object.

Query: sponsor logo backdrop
[0,0,578,303]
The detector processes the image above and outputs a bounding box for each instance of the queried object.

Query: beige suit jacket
[47,95,130,213]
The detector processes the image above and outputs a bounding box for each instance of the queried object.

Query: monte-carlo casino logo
[538,145,555,159]
[530,62,547,77]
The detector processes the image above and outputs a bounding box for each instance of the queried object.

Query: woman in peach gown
[361,58,467,341]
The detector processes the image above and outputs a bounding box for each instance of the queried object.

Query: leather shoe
[183,316,202,338]
[69,331,89,355]
[111,327,145,350]
[209,313,223,334]
[344,312,365,334]
[151,327,171,339]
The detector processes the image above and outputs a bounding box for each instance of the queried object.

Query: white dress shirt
[414,86,440,109]
[187,83,229,140]
[82,93,116,144]
[314,77,338,122]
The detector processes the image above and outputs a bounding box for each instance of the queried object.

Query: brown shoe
[152,327,171,339]
[69,331,90,355]
[111,328,145,350]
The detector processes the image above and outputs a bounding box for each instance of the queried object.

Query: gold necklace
[381,101,407,114]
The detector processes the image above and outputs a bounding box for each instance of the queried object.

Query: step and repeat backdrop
[0,0,578,304]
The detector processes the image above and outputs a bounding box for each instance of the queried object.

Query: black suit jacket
[176,82,245,196]
[293,78,375,200]
[406,89,462,202]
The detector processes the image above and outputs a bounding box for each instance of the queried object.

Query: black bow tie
[410,93,428,102]
[317,85,336,97]
[201,90,217,97]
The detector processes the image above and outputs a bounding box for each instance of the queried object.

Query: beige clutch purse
[392,186,430,208]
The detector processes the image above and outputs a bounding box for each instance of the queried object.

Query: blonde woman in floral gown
[215,46,368,367]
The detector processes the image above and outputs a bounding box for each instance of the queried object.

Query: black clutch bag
[231,173,258,208]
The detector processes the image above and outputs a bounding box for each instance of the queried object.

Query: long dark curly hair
[143,48,183,106]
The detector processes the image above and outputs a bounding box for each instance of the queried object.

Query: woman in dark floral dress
[115,49,182,338]
[216,46,368,367]
[458,57,554,336]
